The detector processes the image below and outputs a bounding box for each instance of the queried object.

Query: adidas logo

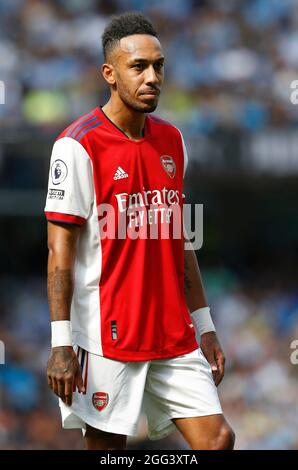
[113,166,128,180]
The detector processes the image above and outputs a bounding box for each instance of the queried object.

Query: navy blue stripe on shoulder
[65,110,96,137]
[72,121,102,142]
[69,116,99,139]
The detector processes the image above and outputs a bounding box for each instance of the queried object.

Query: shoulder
[148,113,183,141]
[56,107,102,144]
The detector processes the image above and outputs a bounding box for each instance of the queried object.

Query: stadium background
[0,0,298,450]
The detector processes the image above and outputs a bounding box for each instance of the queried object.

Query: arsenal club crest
[92,392,109,411]
[160,155,176,178]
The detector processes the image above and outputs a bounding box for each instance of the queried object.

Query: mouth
[139,90,160,98]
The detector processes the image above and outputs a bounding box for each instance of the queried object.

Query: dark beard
[117,84,158,114]
[127,99,158,114]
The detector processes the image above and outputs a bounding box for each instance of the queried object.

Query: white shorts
[59,344,222,441]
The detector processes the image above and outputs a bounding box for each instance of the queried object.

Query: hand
[47,346,85,406]
[200,331,225,387]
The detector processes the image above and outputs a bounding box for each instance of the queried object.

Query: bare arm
[47,221,84,405]
[184,247,208,312]
[47,221,79,320]
[184,244,225,386]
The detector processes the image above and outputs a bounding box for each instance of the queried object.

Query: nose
[144,64,160,86]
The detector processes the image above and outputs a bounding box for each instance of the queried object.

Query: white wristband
[190,307,216,336]
[51,320,72,348]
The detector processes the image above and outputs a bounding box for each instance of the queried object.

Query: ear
[101,63,116,86]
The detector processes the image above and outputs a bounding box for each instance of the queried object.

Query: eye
[155,63,164,71]
[133,64,144,70]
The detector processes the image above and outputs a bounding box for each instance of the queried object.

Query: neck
[101,97,146,141]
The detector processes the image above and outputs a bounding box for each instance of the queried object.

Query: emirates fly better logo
[97,186,203,250]
[99,153,202,249]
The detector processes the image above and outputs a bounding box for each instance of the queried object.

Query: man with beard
[45,11,234,451]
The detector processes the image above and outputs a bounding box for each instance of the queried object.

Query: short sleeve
[44,137,94,225]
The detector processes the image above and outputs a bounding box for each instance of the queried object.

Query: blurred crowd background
[0,0,298,450]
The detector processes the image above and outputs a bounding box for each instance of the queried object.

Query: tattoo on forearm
[48,267,73,320]
[184,256,192,293]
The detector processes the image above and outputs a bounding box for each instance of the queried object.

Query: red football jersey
[45,106,198,361]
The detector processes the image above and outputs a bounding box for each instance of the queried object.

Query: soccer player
[45,12,235,450]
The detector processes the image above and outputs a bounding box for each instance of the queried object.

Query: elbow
[47,223,79,267]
